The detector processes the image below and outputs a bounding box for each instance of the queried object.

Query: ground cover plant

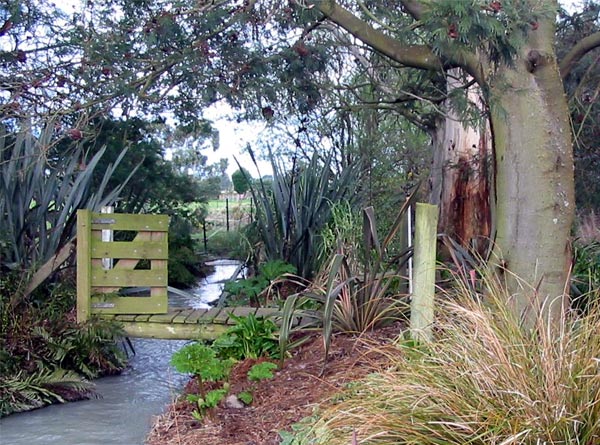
[223,260,297,306]
[288,272,600,445]
[147,322,403,445]
[169,314,283,421]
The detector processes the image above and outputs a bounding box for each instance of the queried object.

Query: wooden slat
[116,320,229,340]
[90,213,169,232]
[114,314,138,322]
[95,304,323,340]
[199,307,222,323]
[91,268,167,287]
[232,307,257,318]
[147,310,180,323]
[185,309,209,324]
[108,231,151,272]
[150,230,168,312]
[76,209,92,323]
[90,240,168,260]
[90,294,168,314]
[213,307,236,324]
[172,308,196,323]
[255,308,278,319]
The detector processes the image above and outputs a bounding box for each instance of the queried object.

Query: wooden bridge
[99,306,281,340]
[76,210,280,340]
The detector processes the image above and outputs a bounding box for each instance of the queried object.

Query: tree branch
[317,0,442,71]
[316,0,485,85]
[560,31,600,79]
[399,0,424,20]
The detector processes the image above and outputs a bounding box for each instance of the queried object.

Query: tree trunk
[430,71,492,256]
[489,25,574,323]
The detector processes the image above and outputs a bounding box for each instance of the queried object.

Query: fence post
[226,198,230,232]
[203,219,208,253]
[101,206,114,270]
[76,209,91,323]
[410,203,438,343]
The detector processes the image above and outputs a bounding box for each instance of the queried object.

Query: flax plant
[281,191,418,367]
[240,148,358,279]
[0,120,134,299]
[296,271,600,444]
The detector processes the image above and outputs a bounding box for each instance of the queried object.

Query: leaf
[247,361,278,381]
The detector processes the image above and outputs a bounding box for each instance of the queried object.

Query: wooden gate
[76,210,169,323]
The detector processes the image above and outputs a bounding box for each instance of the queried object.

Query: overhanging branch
[316,0,485,85]
[560,31,600,79]
[317,0,442,71]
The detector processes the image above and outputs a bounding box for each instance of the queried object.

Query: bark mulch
[146,323,403,445]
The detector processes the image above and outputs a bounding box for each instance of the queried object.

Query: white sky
[202,105,274,178]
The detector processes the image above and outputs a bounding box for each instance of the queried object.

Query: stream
[0,259,242,445]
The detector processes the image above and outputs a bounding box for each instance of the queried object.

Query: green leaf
[247,362,278,381]
[237,391,253,405]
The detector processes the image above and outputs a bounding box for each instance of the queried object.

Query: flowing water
[0,259,242,445]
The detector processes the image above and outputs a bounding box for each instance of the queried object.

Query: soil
[146,323,403,445]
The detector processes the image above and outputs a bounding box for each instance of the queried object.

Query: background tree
[232,168,253,195]
[79,117,201,213]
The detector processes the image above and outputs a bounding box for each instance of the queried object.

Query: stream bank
[0,259,241,445]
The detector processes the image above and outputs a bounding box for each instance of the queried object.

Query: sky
[202,105,274,178]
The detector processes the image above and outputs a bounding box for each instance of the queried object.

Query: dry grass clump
[300,277,600,444]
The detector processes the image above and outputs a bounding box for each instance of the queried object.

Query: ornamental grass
[299,272,600,445]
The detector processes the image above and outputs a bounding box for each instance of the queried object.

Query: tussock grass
[300,274,600,444]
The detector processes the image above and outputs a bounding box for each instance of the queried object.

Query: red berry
[448,24,458,39]
[293,42,310,57]
[489,1,502,12]
[68,129,83,140]
[261,106,274,120]
[16,49,26,63]
[530,22,539,30]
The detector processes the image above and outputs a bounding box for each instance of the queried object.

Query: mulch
[146,322,403,445]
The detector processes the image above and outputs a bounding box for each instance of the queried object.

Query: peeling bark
[430,71,492,256]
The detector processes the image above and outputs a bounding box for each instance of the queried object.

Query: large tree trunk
[430,71,492,255]
[489,23,574,323]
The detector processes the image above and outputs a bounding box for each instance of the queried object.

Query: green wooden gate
[76,210,169,323]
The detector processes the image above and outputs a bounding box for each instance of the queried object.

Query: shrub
[0,274,127,417]
[199,229,251,259]
[211,313,279,360]
[292,275,600,444]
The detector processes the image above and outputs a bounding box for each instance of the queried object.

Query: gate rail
[76,210,169,323]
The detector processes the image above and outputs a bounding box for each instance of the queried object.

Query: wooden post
[410,203,438,342]
[203,219,208,252]
[398,207,409,294]
[101,206,114,270]
[76,209,92,323]
[226,198,230,232]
